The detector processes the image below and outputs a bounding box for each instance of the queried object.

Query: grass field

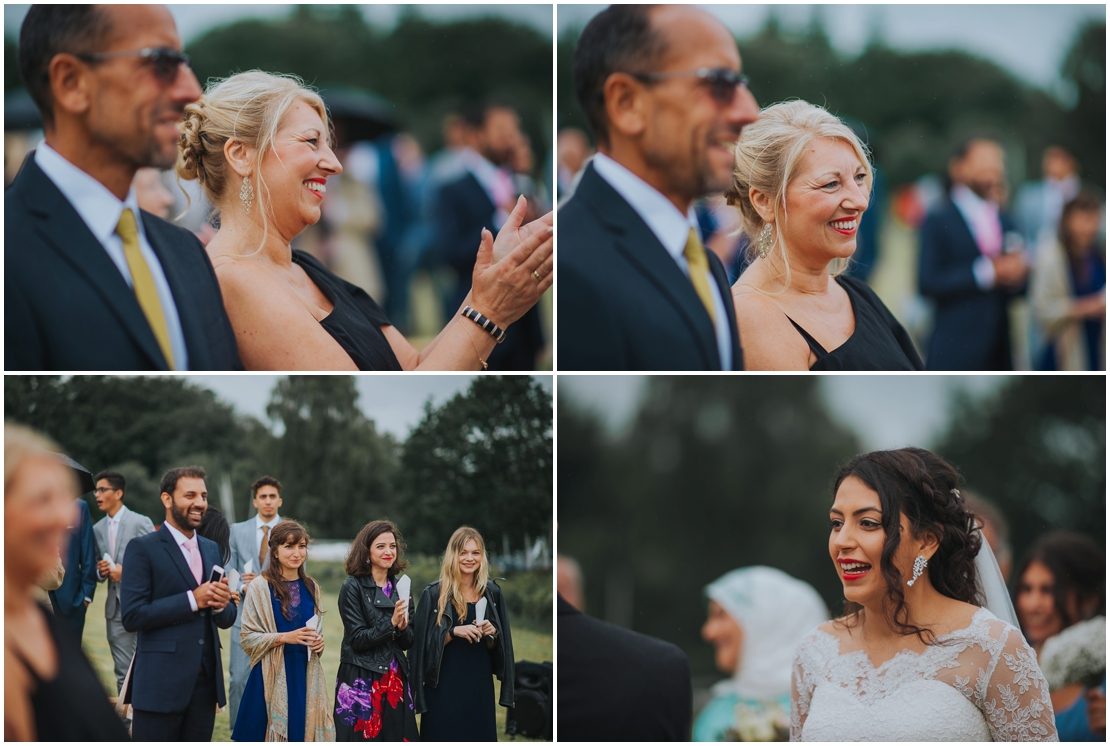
[82,578,551,741]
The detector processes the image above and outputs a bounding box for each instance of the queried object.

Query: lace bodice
[790,609,1058,742]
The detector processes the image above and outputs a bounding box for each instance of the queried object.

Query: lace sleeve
[980,626,1059,741]
[790,640,816,742]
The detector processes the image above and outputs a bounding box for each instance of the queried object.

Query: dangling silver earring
[757,223,774,259]
[240,175,254,214]
[907,554,928,586]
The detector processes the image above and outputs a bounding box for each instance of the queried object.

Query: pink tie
[108,519,118,563]
[184,536,202,585]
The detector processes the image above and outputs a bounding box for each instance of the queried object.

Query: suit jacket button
[199,639,205,644]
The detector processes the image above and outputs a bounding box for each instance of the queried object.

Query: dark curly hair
[834,447,983,644]
[345,520,409,579]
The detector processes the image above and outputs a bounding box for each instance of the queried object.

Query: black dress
[420,602,497,741]
[8,603,130,741]
[292,250,403,371]
[786,275,925,371]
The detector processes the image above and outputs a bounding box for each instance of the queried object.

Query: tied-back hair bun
[177,102,209,184]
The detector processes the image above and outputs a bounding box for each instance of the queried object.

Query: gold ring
[533,270,542,281]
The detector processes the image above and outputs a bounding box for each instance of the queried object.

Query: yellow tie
[116,209,175,370]
[683,228,716,324]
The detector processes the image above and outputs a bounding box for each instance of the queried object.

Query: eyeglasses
[632,67,750,105]
[93,487,118,494]
[73,46,192,84]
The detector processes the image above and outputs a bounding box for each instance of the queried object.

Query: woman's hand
[452,624,483,643]
[281,626,318,647]
[391,599,408,631]
[478,620,497,638]
[308,631,325,655]
[1088,688,1106,737]
[469,196,553,328]
[230,590,241,607]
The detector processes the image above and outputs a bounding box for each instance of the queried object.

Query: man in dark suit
[120,466,236,741]
[49,497,98,639]
[436,102,545,370]
[918,139,1028,370]
[6,5,241,371]
[558,593,692,741]
[559,5,758,370]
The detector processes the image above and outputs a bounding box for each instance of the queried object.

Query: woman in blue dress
[411,526,515,742]
[232,520,335,741]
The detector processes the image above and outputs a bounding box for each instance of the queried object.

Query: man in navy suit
[49,497,98,639]
[436,102,545,370]
[121,466,236,741]
[918,139,1028,370]
[559,5,757,370]
[6,5,241,371]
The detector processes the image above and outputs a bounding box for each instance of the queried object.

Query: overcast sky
[558,375,1006,451]
[557,4,1104,98]
[183,374,552,439]
[4,4,554,43]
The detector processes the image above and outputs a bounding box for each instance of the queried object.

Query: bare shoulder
[731,285,811,370]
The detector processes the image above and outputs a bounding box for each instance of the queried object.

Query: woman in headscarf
[695,566,827,741]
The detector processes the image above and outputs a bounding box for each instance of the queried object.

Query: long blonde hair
[5,423,74,496]
[176,70,331,253]
[725,100,873,288]
[435,526,489,627]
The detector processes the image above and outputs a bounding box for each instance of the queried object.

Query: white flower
[1040,615,1106,691]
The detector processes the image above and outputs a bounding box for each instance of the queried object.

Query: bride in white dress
[791,447,1058,742]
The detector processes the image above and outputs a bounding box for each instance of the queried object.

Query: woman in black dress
[334,520,418,741]
[177,71,554,372]
[411,526,515,742]
[4,424,130,741]
[728,100,924,371]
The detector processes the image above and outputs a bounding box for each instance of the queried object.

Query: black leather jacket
[337,574,415,677]
[410,579,515,714]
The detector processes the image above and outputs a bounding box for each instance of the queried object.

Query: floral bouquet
[1040,615,1106,691]
[725,700,790,742]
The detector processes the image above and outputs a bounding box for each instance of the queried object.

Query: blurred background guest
[918,138,1028,371]
[48,488,98,639]
[1015,146,1082,248]
[695,567,827,742]
[132,169,175,220]
[4,424,128,741]
[1013,531,1105,740]
[1031,192,1106,370]
[964,490,1014,581]
[556,126,592,201]
[556,554,585,612]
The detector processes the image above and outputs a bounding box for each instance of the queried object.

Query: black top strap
[785,316,829,358]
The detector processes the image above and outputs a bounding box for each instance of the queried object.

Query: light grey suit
[226,514,279,725]
[92,504,155,694]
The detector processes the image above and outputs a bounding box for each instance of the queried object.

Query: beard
[170,499,204,530]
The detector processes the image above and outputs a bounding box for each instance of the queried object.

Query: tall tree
[399,376,552,555]
[264,376,399,539]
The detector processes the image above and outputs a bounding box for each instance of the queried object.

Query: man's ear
[160,491,173,512]
[49,54,94,120]
[604,72,649,142]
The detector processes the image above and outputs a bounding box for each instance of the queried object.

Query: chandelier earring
[757,222,774,259]
[907,554,928,586]
[240,175,255,214]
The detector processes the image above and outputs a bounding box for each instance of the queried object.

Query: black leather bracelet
[460,305,506,344]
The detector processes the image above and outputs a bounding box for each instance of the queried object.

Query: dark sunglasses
[72,46,192,83]
[632,67,750,105]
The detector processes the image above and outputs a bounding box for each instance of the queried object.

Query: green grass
[82,579,551,741]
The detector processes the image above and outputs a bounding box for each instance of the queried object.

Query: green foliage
[398,376,552,555]
[931,377,1105,561]
[558,377,862,677]
[184,7,553,156]
[557,18,1102,188]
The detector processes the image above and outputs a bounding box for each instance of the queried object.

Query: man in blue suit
[120,466,236,741]
[49,497,99,639]
[919,139,1028,370]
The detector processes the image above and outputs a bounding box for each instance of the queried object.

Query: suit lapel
[16,156,169,369]
[578,164,720,368]
[158,525,199,589]
[142,212,208,370]
[707,251,742,370]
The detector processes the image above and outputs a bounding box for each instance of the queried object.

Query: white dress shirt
[98,504,132,575]
[460,147,512,229]
[34,142,189,369]
[951,184,1002,291]
[592,153,733,370]
[163,520,201,612]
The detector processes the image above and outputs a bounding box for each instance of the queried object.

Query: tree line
[4,375,552,556]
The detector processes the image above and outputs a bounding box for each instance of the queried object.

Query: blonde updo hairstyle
[176,71,330,246]
[725,100,872,287]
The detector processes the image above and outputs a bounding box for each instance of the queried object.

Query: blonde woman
[727,101,924,371]
[177,71,553,371]
[233,520,334,741]
[411,527,514,741]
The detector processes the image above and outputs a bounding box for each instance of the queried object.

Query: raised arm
[338,579,394,652]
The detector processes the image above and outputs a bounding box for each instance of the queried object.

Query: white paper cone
[244,559,255,575]
[102,552,116,570]
[396,575,411,622]
[475,597,488,623]
[228,569,242,594]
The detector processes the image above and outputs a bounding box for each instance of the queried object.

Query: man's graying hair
[19,5,114,128]
[573,5,669,148]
